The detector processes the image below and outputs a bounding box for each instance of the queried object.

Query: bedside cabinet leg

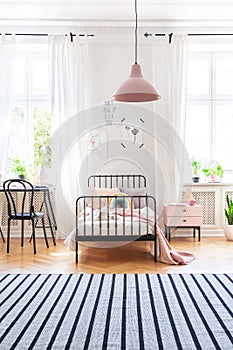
[198,227,201,241]
[164,226,171,241]
[193,228,196,238]
[168,227,171,241]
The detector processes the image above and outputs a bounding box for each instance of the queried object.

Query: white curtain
[49,35,90,237]
[153,34,188,135]
[0,35,15,178]
[152,35,189,215]
[49,35,90,131]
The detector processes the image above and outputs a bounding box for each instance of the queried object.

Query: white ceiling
[1,0,233,28]
[0,0,233,33]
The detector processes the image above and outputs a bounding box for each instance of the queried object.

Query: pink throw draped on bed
[156,225,195,265]
[117,208,195,265]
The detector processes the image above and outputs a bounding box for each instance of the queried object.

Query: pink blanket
[156,225,195,265]
[117,208,195,265]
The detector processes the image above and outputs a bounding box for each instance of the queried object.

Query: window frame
[186,46,233,173]
[8,42,51,171]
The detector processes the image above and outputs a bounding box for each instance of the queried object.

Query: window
[186,43,233,176]
[7,42,51,179]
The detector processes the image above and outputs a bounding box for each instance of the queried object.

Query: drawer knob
[183,219,187,222]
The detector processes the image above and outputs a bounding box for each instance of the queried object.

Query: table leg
[44,195,56,246]
[46,191,57,230]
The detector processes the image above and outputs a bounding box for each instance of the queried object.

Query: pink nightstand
[164,204,202,241]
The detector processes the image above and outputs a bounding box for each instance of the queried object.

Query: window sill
[185,182,233,186]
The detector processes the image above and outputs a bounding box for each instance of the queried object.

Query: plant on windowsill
[202,161,224,183]
[191,158,201,183]
[9,157,27,180]
[223,194,233,240]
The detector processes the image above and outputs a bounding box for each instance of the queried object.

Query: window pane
[215,104,233,170]
[187,55,210,96]
[214,54,233,96]
[14,59,25,95]
[185,104,210,160]
[31,60,49,95]
[8,105,27,168]
[34,105,51,170]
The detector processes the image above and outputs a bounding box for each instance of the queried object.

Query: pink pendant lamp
[113,0,161,103]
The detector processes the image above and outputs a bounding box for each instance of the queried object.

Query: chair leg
[31,220,36,254]
[7,220,11,253]
[0,227,5,243]
[76,241,79,263]
[42,217,49,248]
[21,220,24,247]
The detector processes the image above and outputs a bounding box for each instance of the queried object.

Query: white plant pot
[223,224,233,241]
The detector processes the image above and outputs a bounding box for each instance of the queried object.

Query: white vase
[223,224,233,241]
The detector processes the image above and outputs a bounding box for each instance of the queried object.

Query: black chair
[3,179,49,254]
[0,227,5,242]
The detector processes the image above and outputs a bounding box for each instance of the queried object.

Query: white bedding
[64,206,155,250]
[77,219,153,236]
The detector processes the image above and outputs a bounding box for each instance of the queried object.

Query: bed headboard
[87,174,146,189]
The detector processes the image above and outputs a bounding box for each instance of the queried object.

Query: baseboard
[1,228,224,238]
[172,228,224,238]
[0,228,52,238]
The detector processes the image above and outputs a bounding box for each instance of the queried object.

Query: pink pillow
[95,187,120,196]
[120,187,147,208]
[86,188,120,209]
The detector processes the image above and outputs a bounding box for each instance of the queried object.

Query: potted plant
[9,157,27,180]
[223,194,233,240]
[202,161,224,183]
[191,158,201,183]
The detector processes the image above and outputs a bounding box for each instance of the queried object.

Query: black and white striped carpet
[0,273,233,350]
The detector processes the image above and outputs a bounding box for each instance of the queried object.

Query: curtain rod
[144,32,233,44]
[3,32,233,37]
[1,32,233,44]
[144,32,233,37]
[0,32,95,42]
[1,32,233,36]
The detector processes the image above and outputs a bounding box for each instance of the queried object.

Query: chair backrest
[3,179,34,218]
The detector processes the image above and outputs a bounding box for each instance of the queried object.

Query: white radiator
[184,184,233,233]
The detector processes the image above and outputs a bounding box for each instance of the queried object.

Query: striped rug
[0,274,233,350]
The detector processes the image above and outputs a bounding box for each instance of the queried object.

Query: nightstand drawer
[166,216,202,227]
[165,205,202,217]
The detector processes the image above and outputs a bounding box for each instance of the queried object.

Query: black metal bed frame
[75,175,156,263]
[87,174,146,189]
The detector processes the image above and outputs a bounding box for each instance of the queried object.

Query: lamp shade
[113,64,161,102]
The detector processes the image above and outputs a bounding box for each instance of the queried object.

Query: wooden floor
[1,236,233,274]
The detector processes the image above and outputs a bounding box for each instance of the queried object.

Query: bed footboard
[75,195,157,263]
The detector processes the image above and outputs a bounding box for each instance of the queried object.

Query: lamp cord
[135,0,137,64]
